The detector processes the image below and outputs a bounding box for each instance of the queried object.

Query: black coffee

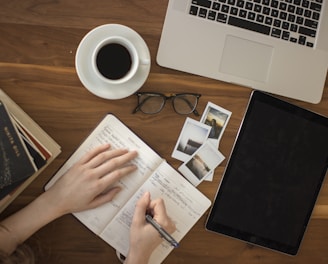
[96,43,132,80]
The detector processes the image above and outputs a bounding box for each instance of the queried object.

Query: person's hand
[45,144,138,215]
[125,192,176,263]
[0,144,138,256]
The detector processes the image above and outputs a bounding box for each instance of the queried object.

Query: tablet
[206,91,328,255]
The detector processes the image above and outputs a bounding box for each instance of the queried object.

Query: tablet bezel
[205,91,328,255]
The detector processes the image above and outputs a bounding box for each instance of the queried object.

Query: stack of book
[0,89,61,213]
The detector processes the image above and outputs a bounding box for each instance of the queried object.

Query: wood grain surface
[0,1,327,263]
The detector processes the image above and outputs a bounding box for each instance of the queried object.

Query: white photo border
[200,102,232,148]
[172,117,211,162]
[178,141,225,186]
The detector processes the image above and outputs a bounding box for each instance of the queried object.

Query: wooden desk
[0,1,327,263]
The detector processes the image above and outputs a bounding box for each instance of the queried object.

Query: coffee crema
[96,43,132,80]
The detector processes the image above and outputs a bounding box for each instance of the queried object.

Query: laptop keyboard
[189,0,323,48]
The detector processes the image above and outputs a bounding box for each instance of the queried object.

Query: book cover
[0,101,37,189]
[0,89,61,212]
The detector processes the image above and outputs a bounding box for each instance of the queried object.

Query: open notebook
[45,114,211,264]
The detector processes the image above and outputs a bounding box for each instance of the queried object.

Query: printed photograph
[178,141,225,186]
[201,102,232,142]
[186,154,210,180]
[172,118,211,162]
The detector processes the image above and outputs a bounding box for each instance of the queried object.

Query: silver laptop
[157,0,328,103]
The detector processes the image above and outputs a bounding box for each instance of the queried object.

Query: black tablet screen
[206,91,328,255]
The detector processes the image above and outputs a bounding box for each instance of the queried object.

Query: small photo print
[178,141,225,186]
[172,118,211,162]
[200,102,232,146]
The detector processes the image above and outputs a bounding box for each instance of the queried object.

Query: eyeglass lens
[138,94,166,114]
[173,94,198,114]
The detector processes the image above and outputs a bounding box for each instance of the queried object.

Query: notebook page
[45,114,163,234]
[100,161,211,264]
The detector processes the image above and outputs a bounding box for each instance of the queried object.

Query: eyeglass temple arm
[193,109,200,116]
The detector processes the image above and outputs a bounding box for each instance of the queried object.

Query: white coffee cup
[92,36,149,85]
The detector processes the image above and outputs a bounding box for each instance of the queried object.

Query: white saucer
[75,24,151,99]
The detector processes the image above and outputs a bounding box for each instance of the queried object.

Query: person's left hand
[45,144,138,215]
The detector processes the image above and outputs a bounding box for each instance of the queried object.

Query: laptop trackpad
[173,0,189,12]
[220,35,273,83]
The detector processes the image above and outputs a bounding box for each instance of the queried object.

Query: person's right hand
[125,192,176,264]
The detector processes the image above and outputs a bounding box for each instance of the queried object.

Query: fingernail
[130,150,138,155]
[144,191,150,198]
[113,187,122,194]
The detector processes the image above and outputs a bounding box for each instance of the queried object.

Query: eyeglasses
[133,92,201,116]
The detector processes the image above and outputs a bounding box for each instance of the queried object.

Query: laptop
[157,0,328,104]
[205,91,328,255]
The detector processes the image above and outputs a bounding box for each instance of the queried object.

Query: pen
[145,214,179,248]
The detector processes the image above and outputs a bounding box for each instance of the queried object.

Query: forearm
[0,146,138,256]
[0,191,64,255]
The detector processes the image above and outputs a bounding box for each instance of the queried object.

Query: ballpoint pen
[145,214,179,248]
